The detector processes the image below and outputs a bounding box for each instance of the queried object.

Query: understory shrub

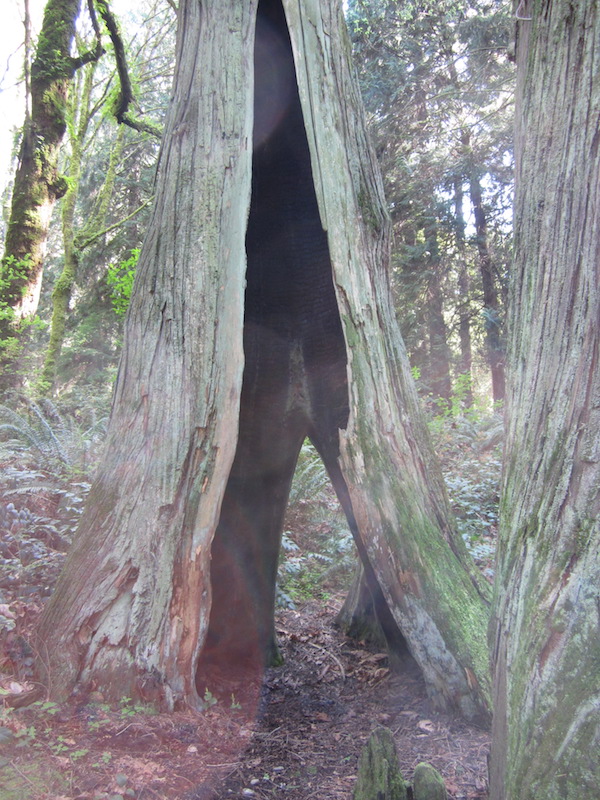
[277,440,356,607]
[429,409,503,579]
[0,397,107,598]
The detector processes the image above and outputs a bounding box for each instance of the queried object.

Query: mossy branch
[95,0,163,139]
[75,197,154,252]
[70,0,105,68]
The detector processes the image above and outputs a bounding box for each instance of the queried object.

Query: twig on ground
[306,642,346,681]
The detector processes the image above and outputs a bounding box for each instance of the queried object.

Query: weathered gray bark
[35,0,254,707]
[288,0,491,719]
[35,0,491,718]
[489,2,600,798]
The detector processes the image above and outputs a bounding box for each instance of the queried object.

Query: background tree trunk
[453,178,473,407]
[423,215,452,403]
[40,61,96,394]
[469,172,505,404]
[0,0,101,332]
[489,3,600,798]
[36,0,491,719]
[40,63,126,394]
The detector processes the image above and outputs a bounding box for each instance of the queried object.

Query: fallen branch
[307,641,346,681]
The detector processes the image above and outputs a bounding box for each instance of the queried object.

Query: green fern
[288,440,330,508]
[0,399,106,473]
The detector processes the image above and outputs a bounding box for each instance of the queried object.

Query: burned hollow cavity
[197,0,399,689]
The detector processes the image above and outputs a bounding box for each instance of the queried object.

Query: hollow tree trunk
[488,3,600,798]
[36,0,490,720]
[287,0,490,719]
[35,0,254,707]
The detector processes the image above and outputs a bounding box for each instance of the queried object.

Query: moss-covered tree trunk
[35,0,490,719]
[488,2,600,797]
[39,60,94,394]
[0,0,101,378]
[40,62,125,394]
[287,0,491,720]
[354,728,407,800]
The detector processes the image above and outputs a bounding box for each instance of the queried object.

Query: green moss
[348,436,492,713]
[42,85,68,128]
[502,570,600,799]
[354,727,407,800]
[342,316,359,349]
[412,763,447,800]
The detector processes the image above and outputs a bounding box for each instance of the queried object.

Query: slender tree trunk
[423,215,452,403]
[454,179,473,407]
[469,172,505,404]
[35,0,491,720]
[40,62,94,394]
[40,65,125,394]
[489,2,600,798]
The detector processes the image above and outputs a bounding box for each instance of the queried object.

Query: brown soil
[1,595,489,800]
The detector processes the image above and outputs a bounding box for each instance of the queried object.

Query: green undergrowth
[0,395,107,600]
[277,440,357,607]
[0,389,502,613]
[429,406,503,580]
[0,696,151,799]
[277,403,502,607]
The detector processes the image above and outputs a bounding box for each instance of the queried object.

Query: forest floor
[1,591,490,800]
[0,420,498,800]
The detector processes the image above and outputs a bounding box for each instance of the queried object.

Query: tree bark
[35,0,254,708]
[453,178,473,407]
[36,0,491,720]
[469,172,505,404]
[40,61,95,394]
[353,727,407,800]
[423,215,452,403]
[489,2,600,798]
[40,66,126,394]
[288,0,490,719]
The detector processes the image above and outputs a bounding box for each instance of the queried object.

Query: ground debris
[0,597,489,799]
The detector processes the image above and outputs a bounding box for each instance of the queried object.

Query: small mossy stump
[412,762,448,800]
[353,727,407,800]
